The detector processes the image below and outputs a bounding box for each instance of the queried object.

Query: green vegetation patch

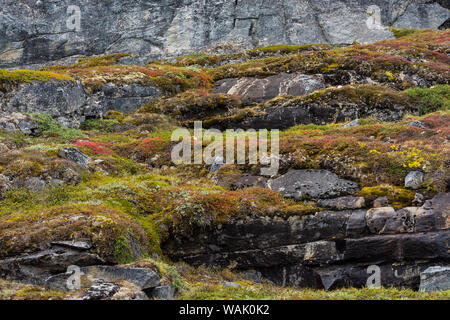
[406,85,450,113]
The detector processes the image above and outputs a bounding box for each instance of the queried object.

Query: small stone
[83,280,119,300]
[405,171,424,189]
[0,143,10,153]
[341,119,360,129]
[373,196,389,208]
[210,156,224,173]
[49,179,64,186]
[223,281,241,288]
[0,174,11,195]
[412,193,425,206]
[419,266,450,292]
[407,120,427,129]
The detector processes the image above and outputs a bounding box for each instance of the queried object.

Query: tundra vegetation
[0,28,449,300]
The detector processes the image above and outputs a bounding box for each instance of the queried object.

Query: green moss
[358,185,416,208]
[114,234,135,264]
[80,119,120,132]
[389,27,426,39]
[31,113,84,139]
[249,44,330,55]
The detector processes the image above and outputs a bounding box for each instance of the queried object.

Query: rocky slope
[0,0,449,68]
[0,25,449,299]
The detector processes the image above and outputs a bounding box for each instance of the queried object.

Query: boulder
[269,169,359,200]
[213,73,325,104]
[405,171,424,189]
[407,120,428,129]
[419,266,450,292]
[58,148,91,169]
[341,119,360,129]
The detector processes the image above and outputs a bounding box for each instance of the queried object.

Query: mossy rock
[358,185,416,208]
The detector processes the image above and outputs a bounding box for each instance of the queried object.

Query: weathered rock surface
[405,171,424,189]
[147,285,176,300]
[236,93,420,130]
[83,279,120,300]
[58,148,91,169]
[213,73,325,104]
[0,80,92,129]
[162,193,450,290]
[93,83,162,114]
[0,247,105,285]
[0,79,163,128]
[46,265,160,291]
[269,169,360,200]
[419,266,450,292]
[1,0,448,69]
[317,196,365,210]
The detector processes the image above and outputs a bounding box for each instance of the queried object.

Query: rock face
[419,266,450,292]
[0,80,93,128]
[0,0,449,68]
[0,79,163,128]
[95,83,162,114]
[162,193,450,290]
[269,170,360,200]
[236,92,420,130]
[213,74,325,104]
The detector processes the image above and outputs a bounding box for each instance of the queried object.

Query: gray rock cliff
[1,0,449,69]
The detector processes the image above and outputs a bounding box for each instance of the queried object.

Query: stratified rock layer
[163,193,450,290]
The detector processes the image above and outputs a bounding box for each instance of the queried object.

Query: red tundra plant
[139,137,164,150]
[74,141,112,155]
